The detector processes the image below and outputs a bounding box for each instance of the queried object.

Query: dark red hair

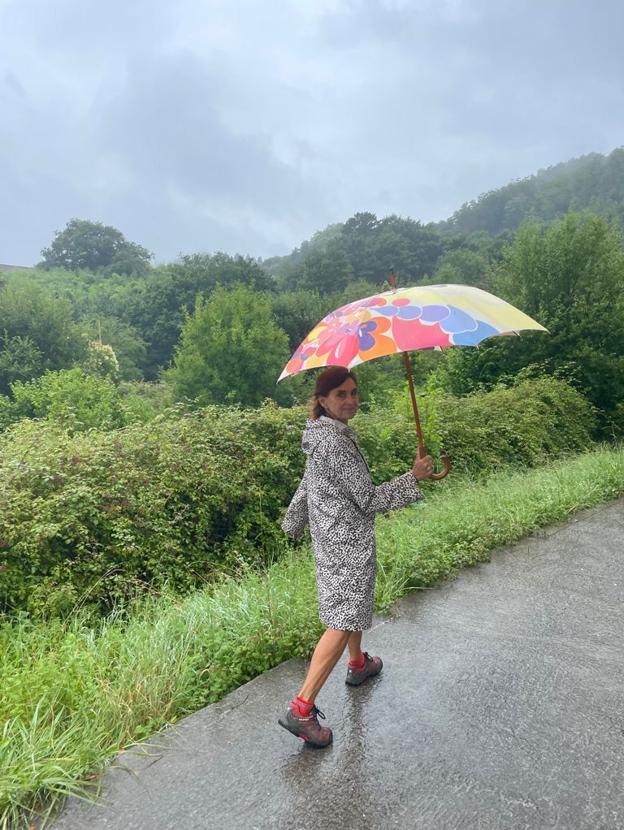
[309,366,358,419]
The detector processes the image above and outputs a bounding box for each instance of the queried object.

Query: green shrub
[0,378,595,618]
[116,381,175,424]
[9,368,126,433]
[0,403,306,617]
[354,375,595,479]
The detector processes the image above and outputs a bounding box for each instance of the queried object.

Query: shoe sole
[278,718,333,748]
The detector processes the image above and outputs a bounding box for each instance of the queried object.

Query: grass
[375,445,624,609]
[1,445,623,828]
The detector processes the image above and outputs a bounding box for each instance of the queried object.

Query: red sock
[292,695,314,715]
[349,653,366,670]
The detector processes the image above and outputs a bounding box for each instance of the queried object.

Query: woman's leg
[298,628,351,702]
[347,630,363,662]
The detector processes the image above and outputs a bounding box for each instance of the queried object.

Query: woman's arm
[326,441,423,516]
[281,476,309,538]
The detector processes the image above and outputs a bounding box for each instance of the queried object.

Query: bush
[0,403,306,617]
[353,375,596,479]
[116,381,175,424]
[0,378,595,618]
[9,368,126,433]
[0,375,169,435]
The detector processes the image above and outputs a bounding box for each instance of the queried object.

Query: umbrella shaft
[402,352,425,452]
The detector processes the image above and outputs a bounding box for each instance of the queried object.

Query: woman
[279,365,433,747]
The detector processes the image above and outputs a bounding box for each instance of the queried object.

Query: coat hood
[302,416,357,456]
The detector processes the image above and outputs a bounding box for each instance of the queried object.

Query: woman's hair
[309,366,358,419]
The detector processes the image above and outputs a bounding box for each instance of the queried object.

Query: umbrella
[278,275,547,479]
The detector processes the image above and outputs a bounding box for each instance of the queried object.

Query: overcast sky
[1,0,623,266]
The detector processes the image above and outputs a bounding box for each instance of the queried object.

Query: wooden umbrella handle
[403,352,451,481]
[418,444,451,480]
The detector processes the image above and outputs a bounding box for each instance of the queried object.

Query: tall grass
[2,445,623,828]
[375,445,624,608]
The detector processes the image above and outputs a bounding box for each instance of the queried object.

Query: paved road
[49,500,624,830]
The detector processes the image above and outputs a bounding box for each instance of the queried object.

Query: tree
[373,215,444,284]
[270,289,330,351]
[173,252,275,294]
[444,147,624,236]
[265,223,346,290]
[438,212,624,434]
[432,248,491,288]
[80,316,147,381]
[40,219,152,275]
[81,341,120,382]
[342,212,380,279]
[167,285,290,407]
[108,255,275,378]
[298,240,354,294]
[0,282,87,394]
[274,212,447,292]
[0,335,43,390]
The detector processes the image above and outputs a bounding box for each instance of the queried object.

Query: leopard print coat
[282,416,423,631]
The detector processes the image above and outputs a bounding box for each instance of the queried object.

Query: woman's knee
[324,627,353,645]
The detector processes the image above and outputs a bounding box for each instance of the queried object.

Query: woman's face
[319,377,359,423]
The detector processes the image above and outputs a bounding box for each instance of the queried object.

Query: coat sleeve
[325,440,423,516]
[281,476,309,537]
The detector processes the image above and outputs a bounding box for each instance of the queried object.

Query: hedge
[0,377,595,618]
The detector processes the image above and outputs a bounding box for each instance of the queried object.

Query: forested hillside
[264,147,624,285]
[443,147,624,235]
[1,147,623,442]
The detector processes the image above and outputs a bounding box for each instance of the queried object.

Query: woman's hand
[412,453,434,480]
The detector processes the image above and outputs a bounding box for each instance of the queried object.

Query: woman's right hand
[412,453,434,480]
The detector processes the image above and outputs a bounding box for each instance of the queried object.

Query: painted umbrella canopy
[278,283,547,381]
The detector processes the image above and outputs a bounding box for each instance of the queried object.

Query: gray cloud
[95,52,322,212]
[1,0,623,265]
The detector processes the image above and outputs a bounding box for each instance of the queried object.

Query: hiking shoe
[345,652,383,686]
[278,703,333,748]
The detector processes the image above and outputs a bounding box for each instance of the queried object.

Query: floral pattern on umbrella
[278,284,547,381]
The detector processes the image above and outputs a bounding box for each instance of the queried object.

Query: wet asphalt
[48,499,624,830]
